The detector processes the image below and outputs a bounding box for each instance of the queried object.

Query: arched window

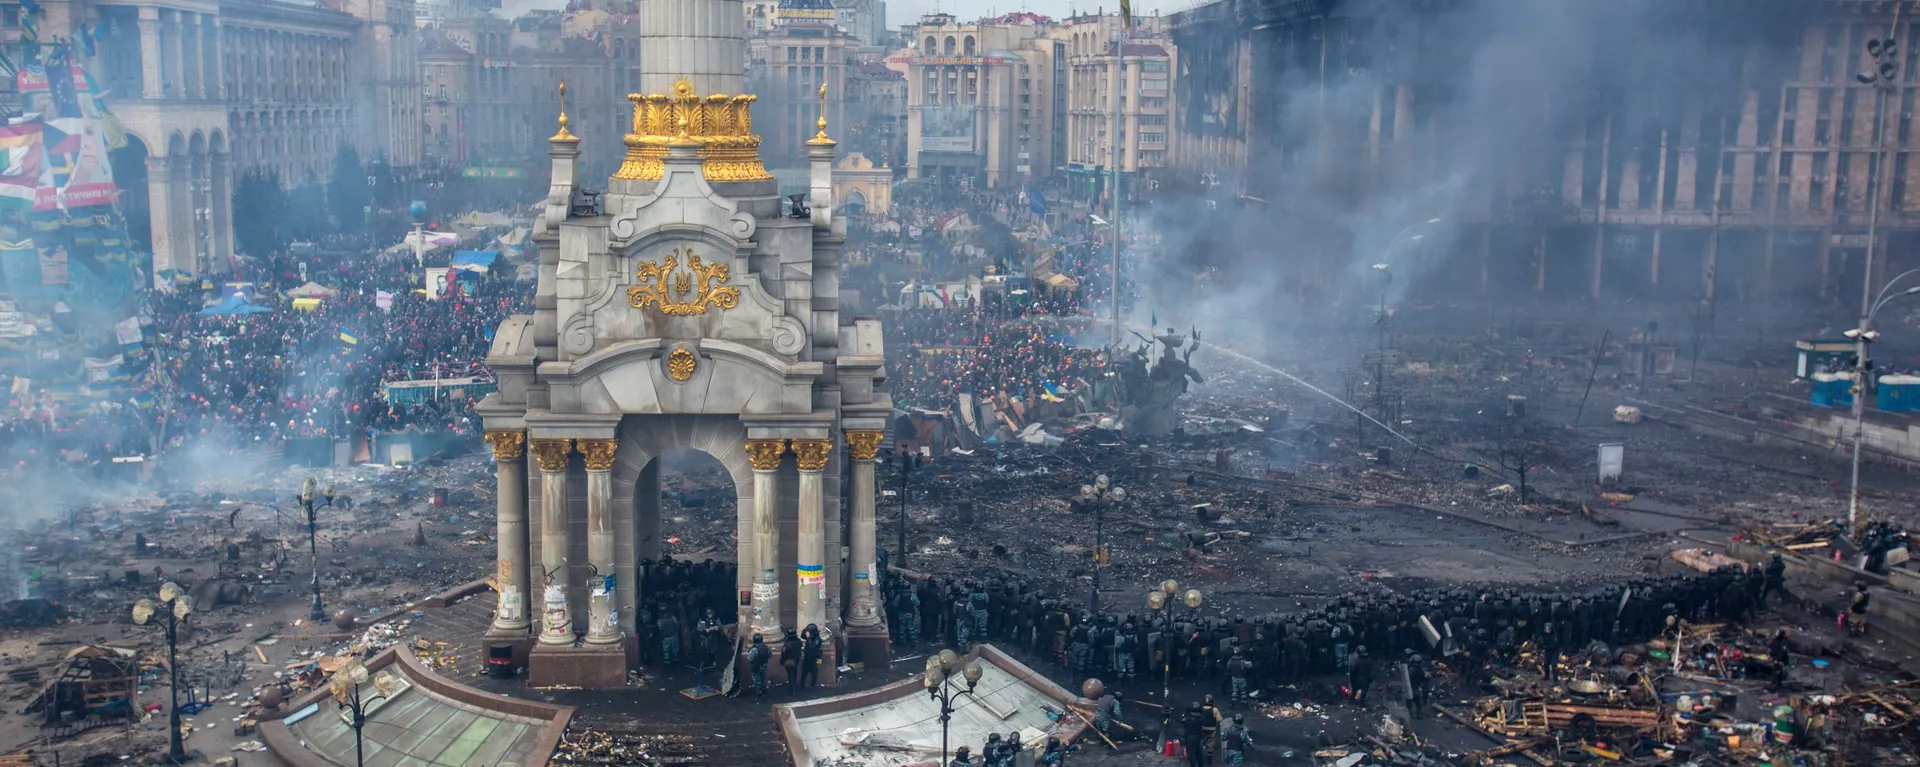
[924,36,936,53]
[963,36,975,57]
[943,36,955,56]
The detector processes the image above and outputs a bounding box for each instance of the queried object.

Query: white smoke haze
[1133,0,1777,362]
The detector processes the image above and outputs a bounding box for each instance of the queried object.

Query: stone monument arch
[476,73,891,687]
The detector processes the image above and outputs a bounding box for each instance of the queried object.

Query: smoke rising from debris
[1133,0,1777,354]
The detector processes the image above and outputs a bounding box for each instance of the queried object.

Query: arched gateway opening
[629,446,741,671]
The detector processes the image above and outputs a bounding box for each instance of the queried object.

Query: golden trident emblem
[626,247,742,316]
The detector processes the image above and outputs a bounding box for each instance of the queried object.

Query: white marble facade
[476,103,891,679]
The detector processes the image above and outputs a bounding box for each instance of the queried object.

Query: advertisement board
[921,105,976,153]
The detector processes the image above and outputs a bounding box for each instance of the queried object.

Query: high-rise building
[419,7,639,182]
[1060,12,1172,203]
[1168,0,1918,305]
[747,0,856,182]
[899,12,1061,189]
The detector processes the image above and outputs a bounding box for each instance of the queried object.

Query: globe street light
[1075,475,1125,618]
[133,583,194,763]
[924,650,983,765]
[297,477,336,622]
[1147,580,1202,751]
[329,659,374,767]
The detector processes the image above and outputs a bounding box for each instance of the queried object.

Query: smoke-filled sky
[887,0,1179,25]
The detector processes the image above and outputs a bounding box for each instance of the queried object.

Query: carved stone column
[792,438,832,636]
[485,431,530,635]
[532,439,575,645]
[844,430,883,627]
[579,439,620,645]
[745,438,787,640]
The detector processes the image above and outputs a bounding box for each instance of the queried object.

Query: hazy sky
[885,0,1182,27]
[494,0,1187,41]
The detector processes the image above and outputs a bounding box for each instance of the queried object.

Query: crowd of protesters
[2,222,528,485]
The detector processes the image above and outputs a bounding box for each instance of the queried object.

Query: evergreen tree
[327,144,370,232]
[232,169,290,257]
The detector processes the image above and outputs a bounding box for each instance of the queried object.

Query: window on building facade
[1896,153,1910,207]
[1904,90,1916,145]
[1783,89,1799,145]
[1812,152,1829,209]
[1842,87,1857,144]
[1820,25,1841,82]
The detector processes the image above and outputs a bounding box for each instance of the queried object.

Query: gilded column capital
[745,438,788,471]
[578,439,619,471]
[530,439,574,472]
[792,438,833,472]
[484,430,527,461]
[844,430,884,462]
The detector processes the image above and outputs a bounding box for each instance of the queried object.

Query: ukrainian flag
[338,331,358,345]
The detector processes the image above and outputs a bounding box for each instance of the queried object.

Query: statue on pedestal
[1116,327,1203,439]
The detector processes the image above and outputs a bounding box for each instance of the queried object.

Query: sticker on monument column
[798,564,825,599]
[595,573,616,597]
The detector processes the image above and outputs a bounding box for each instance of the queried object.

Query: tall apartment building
[1168,0,1920,305]
[1060,11,1172,202]
[845,59,906,168]
[746,0,856,181]
[900,12,1060,189]
[420,7,638,182]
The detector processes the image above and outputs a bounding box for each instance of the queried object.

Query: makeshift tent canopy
[285,281,339,298]
[449,250,500,273]
[459,211,514,228]
[197,295,273,316]
[1044,274,1078,290]
[399,231,459,250]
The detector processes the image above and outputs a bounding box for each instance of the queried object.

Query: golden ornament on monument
[845,430,884,461]
[531,439,574,472]
[614,79,773,182]
[626,247,741,316]
[744,438,788,471]
[791,438,833,472]
[667,347,697,381]
[484,430,527,461]
[578,439,619,471]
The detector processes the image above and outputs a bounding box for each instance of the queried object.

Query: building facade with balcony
[1061,11,1172,202]
[899,12,1060,189]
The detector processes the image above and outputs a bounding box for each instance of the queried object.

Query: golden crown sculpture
[615,79,774,183]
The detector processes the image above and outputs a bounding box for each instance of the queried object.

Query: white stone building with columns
[475,0,890,687]
[5,0,413,279]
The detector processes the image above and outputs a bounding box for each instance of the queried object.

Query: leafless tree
[1497,411,1549,503]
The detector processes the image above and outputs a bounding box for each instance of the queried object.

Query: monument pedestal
[480,631,536,672]
[528,642,627,688]
[843,623,891,668]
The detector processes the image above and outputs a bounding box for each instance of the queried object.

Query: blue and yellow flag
[1119,0,1133,28]
[338,331,358,345]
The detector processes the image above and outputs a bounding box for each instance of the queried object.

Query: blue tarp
[197,295,273,316]
[450,250,499,268]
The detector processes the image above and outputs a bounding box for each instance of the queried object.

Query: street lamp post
[1845,269,1920,531]
[133,583,195,763]
[1146,580,1202,751]
[329,659,373,767]
[1852,29,1906,535]
[888,450,919,568]
[297,477,336,622]
[1076,475,1126,618]
[924,650,983,765]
